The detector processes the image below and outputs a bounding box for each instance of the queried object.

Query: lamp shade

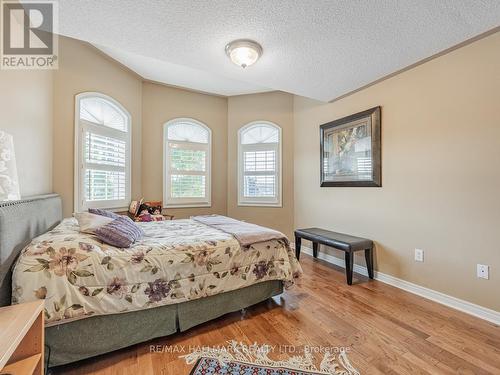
[225,39,263,68]
[0,131,20,201]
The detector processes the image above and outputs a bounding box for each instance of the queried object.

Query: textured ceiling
[58,1,500,101]
[96,44,272,96]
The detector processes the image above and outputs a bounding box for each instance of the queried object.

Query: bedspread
[12,218,302,326]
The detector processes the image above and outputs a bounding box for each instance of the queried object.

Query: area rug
[182,341,360,375]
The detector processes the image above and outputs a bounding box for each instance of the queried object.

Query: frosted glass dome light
[225,39,263,68]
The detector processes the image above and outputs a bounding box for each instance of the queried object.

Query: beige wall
[0,70,53,197]
[227,92,294,238]
[294,31,500,312]
[35,32,500,313]
[53,37,142,216]
[141,82,228,218]
[51,36,229,219]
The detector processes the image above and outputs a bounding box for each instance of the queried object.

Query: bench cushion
[295,227,372,252]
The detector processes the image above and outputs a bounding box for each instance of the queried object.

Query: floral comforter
[12,218,302,326]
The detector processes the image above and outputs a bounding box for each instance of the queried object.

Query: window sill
[108,207,129,212]
[237,202,282,208]
[78,205,129,213]
[165,203,212,209]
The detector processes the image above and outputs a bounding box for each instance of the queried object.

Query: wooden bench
[294,228,374,285]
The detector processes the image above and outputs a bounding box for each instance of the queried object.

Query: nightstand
[0,301,44,375]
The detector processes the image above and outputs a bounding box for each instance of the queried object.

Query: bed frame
[0,194,283,367]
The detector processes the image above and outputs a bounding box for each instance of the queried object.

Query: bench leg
[345,252,353,285]
[312,242,319,258]
[365,248,374,279]
[295,236,301,260]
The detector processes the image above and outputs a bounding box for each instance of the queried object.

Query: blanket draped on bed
[192,215,289,247]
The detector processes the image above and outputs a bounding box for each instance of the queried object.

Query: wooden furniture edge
[0,301,44,372]
[0,353,41,375]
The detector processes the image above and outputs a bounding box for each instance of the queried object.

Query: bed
[0,194,301,367]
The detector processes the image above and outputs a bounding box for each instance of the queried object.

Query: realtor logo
[1,0,58,69]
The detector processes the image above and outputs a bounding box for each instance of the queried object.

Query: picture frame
[128,198,143,216]
[320,106,381,187]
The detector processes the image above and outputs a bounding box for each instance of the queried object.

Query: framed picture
[320,106,381,187]
[128,198,143,216]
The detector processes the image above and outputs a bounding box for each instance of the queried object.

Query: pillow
[135,212,152,222]
[88,208,120,219]
[74,212,114,234]
[94,216,145,248]
[128,198,143,217]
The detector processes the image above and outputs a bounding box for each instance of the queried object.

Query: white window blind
[75,93,131,212]
[238,122,282,207]
[164,119,211,207]
[80,97,128,132]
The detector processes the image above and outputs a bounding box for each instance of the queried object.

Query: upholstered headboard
[0,194,62,307]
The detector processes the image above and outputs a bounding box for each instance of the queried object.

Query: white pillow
[73,212,114,234]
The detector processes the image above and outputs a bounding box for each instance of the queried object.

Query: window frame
[163,118,212,208]
[238,121,282,207]
[74,92,132,212]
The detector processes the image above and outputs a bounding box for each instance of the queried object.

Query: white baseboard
[300,246,500,325]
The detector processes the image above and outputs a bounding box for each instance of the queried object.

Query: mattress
[12,218,302,326]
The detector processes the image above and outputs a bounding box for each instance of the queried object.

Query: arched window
[164,118,211,207]
[74,93,131,212]
[238,121,282,206]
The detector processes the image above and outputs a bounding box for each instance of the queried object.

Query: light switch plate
[415,249,424,262]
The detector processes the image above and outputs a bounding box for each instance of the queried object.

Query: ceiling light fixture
[225,39,263,68]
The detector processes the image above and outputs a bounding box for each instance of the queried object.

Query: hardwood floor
[53,255,500,375]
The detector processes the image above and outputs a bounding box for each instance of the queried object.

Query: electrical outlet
[415,248,424,262]
[477,264,489,280]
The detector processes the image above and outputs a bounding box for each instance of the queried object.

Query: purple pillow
[88,208,120,219]
[94,216,145,248]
